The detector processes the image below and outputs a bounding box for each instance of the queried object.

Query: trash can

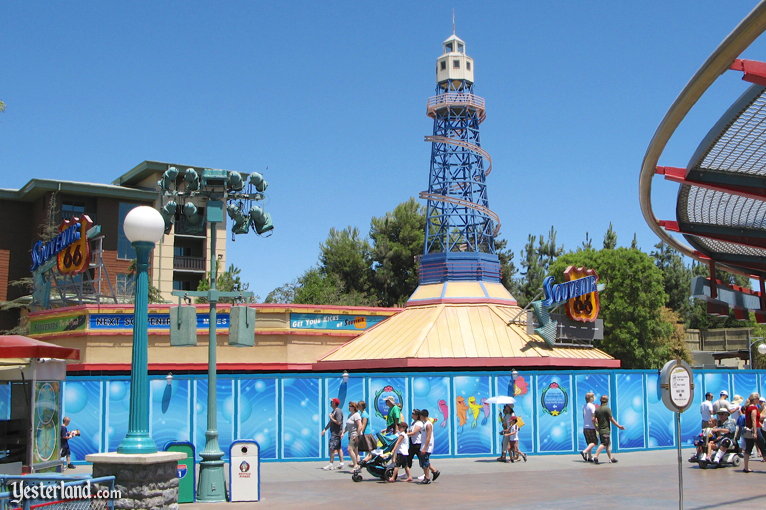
[229,440,260,502]
[164,441,195,503]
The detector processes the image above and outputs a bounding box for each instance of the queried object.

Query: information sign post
[659,359,694,510]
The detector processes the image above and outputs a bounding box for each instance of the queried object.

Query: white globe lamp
[757,342,766,356]
[123,206,165,244]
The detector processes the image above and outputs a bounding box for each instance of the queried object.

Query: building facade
[0,161,232,330]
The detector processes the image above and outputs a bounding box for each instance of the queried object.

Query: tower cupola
[436,33,474,88]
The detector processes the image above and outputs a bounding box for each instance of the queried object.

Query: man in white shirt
[700,392,714,430]
[418,409,440,484]
[580,392,597,462]
[712,390,730,414]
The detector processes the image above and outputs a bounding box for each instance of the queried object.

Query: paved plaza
[71,448,766,509]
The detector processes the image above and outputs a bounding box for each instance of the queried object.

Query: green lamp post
[117,205,165,454]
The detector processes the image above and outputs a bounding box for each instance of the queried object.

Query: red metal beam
[658,220,766,250]
[657,166,766,201]
[730,58,766,85]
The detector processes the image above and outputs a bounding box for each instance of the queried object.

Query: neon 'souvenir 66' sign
[541,266,600,322]
[30,215,94,275]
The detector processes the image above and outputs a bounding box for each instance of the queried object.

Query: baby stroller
[351,432,397,482]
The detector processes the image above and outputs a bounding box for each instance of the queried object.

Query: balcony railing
[426,93,486,121]
[174,256,206,271]
[685,328,752,351]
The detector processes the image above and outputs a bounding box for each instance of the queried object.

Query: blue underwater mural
[106,379,130,452]
[151,378,191,448]
[62,379,101,461]
[194,378,234,455]
[239,379,277,459]
[411,376,450,455]
[282,377,320,459]
[615,373,645,449]
[453,375,492,455]
[574,373,609,451]
[41,369,766,463]
[646,373,675,448]
[536,374,573,453]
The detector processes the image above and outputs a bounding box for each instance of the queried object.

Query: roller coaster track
[419,191,501,236]
[424,135,493,177]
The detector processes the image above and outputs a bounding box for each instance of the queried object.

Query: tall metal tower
[419,32,502,284]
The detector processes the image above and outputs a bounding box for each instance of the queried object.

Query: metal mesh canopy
[676,83,766,275]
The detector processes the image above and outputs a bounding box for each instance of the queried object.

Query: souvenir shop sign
[89,313,229,330]
[289,313,386,331]
[30,215,94,274]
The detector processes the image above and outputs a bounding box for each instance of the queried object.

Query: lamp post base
[116,433,158,455]
[197,454,227,502]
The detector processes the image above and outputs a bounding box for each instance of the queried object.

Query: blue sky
[3,2,766,299]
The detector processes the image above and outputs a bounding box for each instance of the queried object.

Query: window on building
[116,273,135,296]
[467,61,471,71]
[440,60,446,71]
[453,60,460,69]
[444,42,453,52]
[117,203,138,260]
[174,246,192,257]
[61,202,86,220]
[173,278,200,291]
[457,43,464,53]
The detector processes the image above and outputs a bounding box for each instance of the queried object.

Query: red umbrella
[0,335,80,360]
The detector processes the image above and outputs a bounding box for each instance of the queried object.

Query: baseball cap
[330,398,340,406]
[720,390,729,397]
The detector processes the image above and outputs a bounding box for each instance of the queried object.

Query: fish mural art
[481,397,490,425]
[456,396,469,429]
[437,399,449,428]
[467,396,483,428]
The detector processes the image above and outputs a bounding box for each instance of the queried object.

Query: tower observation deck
[418,33,502,285]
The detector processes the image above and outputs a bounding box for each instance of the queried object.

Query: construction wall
[55,368,766,464]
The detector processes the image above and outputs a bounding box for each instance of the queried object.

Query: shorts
[61,444,70,457]
[598,431,610,447]
[328,435,341,452]
[348,435,358,449]
[418,451,431,469]
[583,428,598,446]
[395,454,409,468]
[408,443,421,467]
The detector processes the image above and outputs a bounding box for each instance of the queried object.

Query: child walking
[388,422,412,482]
[506,416,527,462]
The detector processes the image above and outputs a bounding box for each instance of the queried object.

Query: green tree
[549,248,673,369]
[292,268,371,306]
[651,242,692,320]
[369,198,425,306]
[603,223,617,250]
[630,233,639,250]
[265,280,298,303]
[517,227,564,307]
[320,226,374,296]
[495,238,519,297]
[580,232,593,251]
[195,263,255,304]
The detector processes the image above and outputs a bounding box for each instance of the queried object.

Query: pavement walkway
[71,448,766,509]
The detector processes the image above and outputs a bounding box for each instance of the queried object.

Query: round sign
[659,360,694,412]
